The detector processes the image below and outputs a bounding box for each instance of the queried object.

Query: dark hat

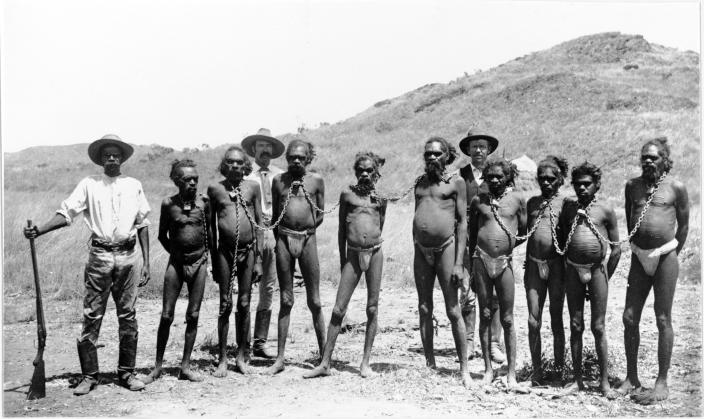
[459,129,499,156]
[87,134,134,166]
[241,128,285,158]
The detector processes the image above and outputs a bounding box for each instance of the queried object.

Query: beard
[103,163,121,177]
[642,165,659,182]
[425,160,445,182]
[180,187,197,201]
[288,164,306,177]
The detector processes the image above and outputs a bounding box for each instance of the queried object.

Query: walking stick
[26,220,46,400]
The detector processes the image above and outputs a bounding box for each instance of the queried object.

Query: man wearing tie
[242,128,285,358]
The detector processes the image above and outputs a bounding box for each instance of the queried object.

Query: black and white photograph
[2,0,701,416]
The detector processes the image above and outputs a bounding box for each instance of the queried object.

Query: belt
[91,237,136,252]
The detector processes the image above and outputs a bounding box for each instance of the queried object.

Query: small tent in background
[511,154,538,193]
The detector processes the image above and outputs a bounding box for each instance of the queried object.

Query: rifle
[26,220,46,400]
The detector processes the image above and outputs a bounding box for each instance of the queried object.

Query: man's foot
[530,369,545,386]
[490,343,506,364]
[253,345,275,359]
[601,386,620,400]
[481,369,495,385]
[615,377,642,395]
[507,377,530,394]
[303,365,331,379]
[118,372,145,391]
[235,357,253,375]
[73,375,98,396]
[212,361,228,378]
[178,368,203,382]
[632,380,669,405]
[461,371,475,389]
[563,379,584,394]
[142,367,162,385]
[360,364,377,378]
[264,359,285,375]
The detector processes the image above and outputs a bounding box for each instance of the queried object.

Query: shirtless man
[413,137,470,387]
[145,160,209,383]
[304,152,388,379]
[524,156,568,384]
[209,146,263,376]
[559,162,621,398]
[617,138,689,404]
[468,159,526,389]
[266,139,327,374]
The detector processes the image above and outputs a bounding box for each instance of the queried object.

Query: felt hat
[459,129,499,156]
[241,128,285,158]
[87,134,134,166]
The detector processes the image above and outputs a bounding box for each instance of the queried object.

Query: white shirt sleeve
[133,180,151,229]
[56,178,89,224]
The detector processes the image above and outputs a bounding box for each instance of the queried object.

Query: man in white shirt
[24,134,151,395]
[458,129,505,364]
[242,128,285,358]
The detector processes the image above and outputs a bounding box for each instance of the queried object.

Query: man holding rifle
[24,134,151,395]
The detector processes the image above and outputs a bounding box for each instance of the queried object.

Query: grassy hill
[3,32,700,309]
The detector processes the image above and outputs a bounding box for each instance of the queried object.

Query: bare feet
[142,367,162,385]
[632,380,669,405]
[303,365,331,379]
[563,379,584,394]
[481,369,495,385]
[615,376,642,395]
[178,368,203,382]
[461,371,474,389]
[265,359,285,375]
[601,386,620,400]
[360,364,376,378]
[213,361,228,378]
[530,370,545,386]
[235,357,253,375]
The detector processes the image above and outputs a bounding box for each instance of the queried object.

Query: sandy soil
[3,275,701,417]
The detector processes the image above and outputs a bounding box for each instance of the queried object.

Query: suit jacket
[459,164,489,208]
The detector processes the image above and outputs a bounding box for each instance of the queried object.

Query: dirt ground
[3,275,701,417]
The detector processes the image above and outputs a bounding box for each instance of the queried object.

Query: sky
[1,0,701,153]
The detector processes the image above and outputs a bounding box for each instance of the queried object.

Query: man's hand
[138,265,151,287]
[451,264,466,290]
[23,225,40,239]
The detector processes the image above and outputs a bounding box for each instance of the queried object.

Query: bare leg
[618,254,651,394]
[474,259,495,385]
[145,261,183,383]
[495,265,518,389]
[436,242,470,387]
[303,250,362,379]
[524,258,548,384]
[360,249,383,378]
[179,260,206,382]
[214,250,233,378]
[633,252,679,405]
[235,251,255,375]
[547,259,566,376]
[299,235,326,358]
[265,236,295,375]
[413,246,436,368]
[589,265,618,399]
[564,264,586,392]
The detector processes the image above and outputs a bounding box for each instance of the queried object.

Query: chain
[551,195,598,255]
[490,190,554,241]
[227,188,241,302]
[374,175,425,202]
[299,182,341,214]
[199,201,209,264]
[625,172,667,241]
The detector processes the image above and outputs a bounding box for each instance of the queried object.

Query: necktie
[260,168,272,209]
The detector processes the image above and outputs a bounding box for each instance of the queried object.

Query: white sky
[1,0,701,153]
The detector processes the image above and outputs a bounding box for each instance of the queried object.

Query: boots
[75,340,99,396]
[462,305,477,360]
[117,333,145,391]
[252,310,274,359]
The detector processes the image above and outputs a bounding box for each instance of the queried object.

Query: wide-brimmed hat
[87,134,134,166]
[241,128,285,158]
[459,129,499,156]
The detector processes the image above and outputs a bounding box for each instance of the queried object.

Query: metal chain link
[490,190,555,241]
[374,174,425,202]
[550,195,597,255]
[227,187,241,302]
[299,182,341,214]
[625,172,667,241]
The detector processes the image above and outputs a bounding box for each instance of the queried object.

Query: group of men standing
[23,128,688,405]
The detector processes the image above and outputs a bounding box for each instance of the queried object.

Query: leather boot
[252,310,274,359]
[462,305,477,360]
[75,340,99,395]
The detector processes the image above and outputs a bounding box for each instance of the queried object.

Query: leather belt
[91,237,136,252]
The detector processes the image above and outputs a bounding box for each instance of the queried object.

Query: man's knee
[186,310,199,325]
[418,302,433,319]
[160,311,175,325]
[591,320,606,338]
[570,318,584,334]
[331,306,346,326]
[445,305,462,324]
[527,314,541,332]
[622,309,639,330]
[307,296,322,313]
[655,313,672,331]
[479,306,493,323]
[219,301,233,318]
[279,294,294,314]
[366,304,378,319]
[500,314,514,330]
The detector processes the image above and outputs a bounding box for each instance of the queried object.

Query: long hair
[425,136,458,165]
[537,155,569,187]
[353,151,386,175]
[571,161,602,186]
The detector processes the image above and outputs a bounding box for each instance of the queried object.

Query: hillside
[3,32,700,299]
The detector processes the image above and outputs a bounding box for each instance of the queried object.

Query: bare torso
[413,177,457,247]
[342,190,385,248]
[474,192,523,257]
[274,172,320,231]
[562,198,609,264]
[527,194,565,259]
[162,194,209,260]
[628,177,678,249]
[209,181,256,247]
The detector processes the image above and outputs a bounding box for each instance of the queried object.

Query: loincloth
[565,257,605,284]
[347,241,383,272]
[630,239,678,277]
[414,236,454,266]
[474,246,512,280]
[278,226,316,258]
[220,241,256,265]
[169,251,208,282]
[527,254,559,282]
